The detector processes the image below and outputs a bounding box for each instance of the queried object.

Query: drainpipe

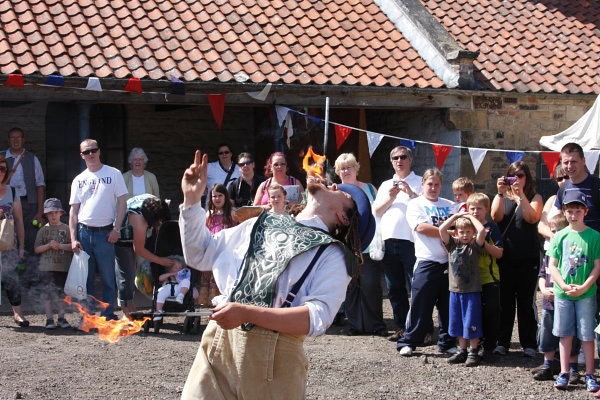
[77,103,91,170]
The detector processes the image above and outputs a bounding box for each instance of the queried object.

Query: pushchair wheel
[183,316,194,334]
[142,320,151,334]
[153,318,163,334]
[192,317,205,335]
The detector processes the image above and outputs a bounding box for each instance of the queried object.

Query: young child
[154,257,190,321]
[268,183,288,215]
[451,177,474,214]
[202,184,236,305]
[439,212,486,366]
[34,198,73,330]
[466,193,504,358]
[534,213,581,382]
[547,190,600,392]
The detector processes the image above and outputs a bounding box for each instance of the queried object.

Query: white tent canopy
[539,94,600,151]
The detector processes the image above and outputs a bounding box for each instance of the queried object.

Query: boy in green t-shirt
[547,190,600,392]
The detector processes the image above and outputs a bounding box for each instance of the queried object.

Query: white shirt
[373,171,422,241]
[5,149,45,197]
[179,203,350,337]
[132,174,146,196]
[206,161,241,194]
[69,165,128,227]
[406,196,454,263]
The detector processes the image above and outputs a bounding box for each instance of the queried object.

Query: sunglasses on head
[238,161,253,167]
[556,175,569,183]
[81,148,99,155]
[391,155,409,161]
[507,172,526,179]
[218,150,231,155]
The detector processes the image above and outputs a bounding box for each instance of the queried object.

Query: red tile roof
[421,0,600,94]
[0,0,444,88]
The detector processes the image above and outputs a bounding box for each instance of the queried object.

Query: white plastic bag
[369,217,385,261]
[64,251,90,301]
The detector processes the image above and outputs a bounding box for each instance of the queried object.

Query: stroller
[131,220,210,334]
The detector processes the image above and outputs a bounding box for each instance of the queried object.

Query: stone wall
[447,94,596,198]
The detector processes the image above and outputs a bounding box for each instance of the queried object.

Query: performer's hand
[182,150,208,207]
[210,302,247,330]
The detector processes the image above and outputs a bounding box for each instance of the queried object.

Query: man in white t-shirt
[69,139,128,319]
[372,145,422,341]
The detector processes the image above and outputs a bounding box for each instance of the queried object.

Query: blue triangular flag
[46,75,64,87]
[400,139,416,149]
[307,115,324,127]
[506,151,524,164]
[169,76,185,95]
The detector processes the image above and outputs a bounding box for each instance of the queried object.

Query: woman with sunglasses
[228,153,265,208]
[253,152,303,206]
[0,154,27,327]
[205,144,240,206]
[491,160,544,357]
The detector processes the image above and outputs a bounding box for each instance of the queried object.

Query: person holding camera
[491,160,543,357]
[373,145,422,342]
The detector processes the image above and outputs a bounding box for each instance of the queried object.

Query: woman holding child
[491,160,543,356]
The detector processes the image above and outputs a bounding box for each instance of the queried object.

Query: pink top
[206,213,236,234]
[258,176,299,205]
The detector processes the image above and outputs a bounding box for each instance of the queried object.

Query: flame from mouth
[64,296,149,343]
[302,147,326,180]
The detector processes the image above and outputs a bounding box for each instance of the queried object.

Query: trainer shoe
[554,372,569,390]
[447,350,468,364]
[175,293,185,304]
[493,345,508,356]
[532,367,554,381]
[57,317,71,329]
[523,347,537,357]
[586,375,600,393]
[465,349,481,367]
[399,346,413,357]
[45,319,56,330]
[153,310,165,322]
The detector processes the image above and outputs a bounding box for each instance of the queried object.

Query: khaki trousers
[182,321,308,400]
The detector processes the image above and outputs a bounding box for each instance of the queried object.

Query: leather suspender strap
[8,153,25,181]
[281,243,331,308]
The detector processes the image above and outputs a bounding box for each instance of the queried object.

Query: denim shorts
[553,295,597,341]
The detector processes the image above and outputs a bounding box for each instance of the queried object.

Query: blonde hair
[466,193,490,209]
[452,177,474,193]
[268,183,287,196]
[334,153,360,175]
[550,213,568,231]
[421,168,443,184]
[455,217,475,231]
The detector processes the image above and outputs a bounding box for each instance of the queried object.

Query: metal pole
[323,97,330,153]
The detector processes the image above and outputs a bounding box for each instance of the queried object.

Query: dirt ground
[1,291,598,400]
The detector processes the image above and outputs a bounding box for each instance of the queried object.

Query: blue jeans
[78,225,117,318]
[381,239,415,330]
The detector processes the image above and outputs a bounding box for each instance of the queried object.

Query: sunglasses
[218,150,231,155]
[273,163,287,167]
[507,172,526,179]
[556,175,569,183]
[238,161,253,167]
[391,155,409,161]
[81,148,99,155]
[0,166,7,173]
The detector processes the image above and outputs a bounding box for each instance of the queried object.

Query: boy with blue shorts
[440,212,486,366]
[548,190,600,391]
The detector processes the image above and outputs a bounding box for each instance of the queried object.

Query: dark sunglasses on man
[81,148,99,155]
[391,154,409,161]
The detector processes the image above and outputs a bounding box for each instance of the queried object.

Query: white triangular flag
[85,77,102,91]
[247,83,271,101]
[366,131,383,157]
[285,112,294,148]
[584,151,600,174]
[468,148,488,174]
[275,106,289,127]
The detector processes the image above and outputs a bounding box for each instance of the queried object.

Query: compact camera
[392,180,404,188]
[503,176,517,185]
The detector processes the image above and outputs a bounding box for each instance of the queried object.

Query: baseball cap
[43,198,64,214]
[563,190,589,207]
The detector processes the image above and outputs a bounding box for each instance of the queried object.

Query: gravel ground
[1,292,598,400]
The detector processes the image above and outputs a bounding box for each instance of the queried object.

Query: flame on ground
[64,296,150,343]
[302,147,326,179]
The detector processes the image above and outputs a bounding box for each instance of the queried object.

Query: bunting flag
[468,148,487,174]
[169,76,185,95]
[85,77,102,91]
[542,152,561,177]
[275,106,289,127]
[584,151,600,174]
[4,74,24,87]
[506,151,524,164]
[307,114,324,127]
[367,131,383,157]
[335,125,352,150]
[207,94,225,129]
[400,139,416,149]
[123,78,142,93]
[46,75,64,87]
[432,144,452,169]
[285,112,294,148]
[247,83,271,101]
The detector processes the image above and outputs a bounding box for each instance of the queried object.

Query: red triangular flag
[5,74,24,87]
[124,78,142,93]
[542,152,561,178]
[335,125,352,150]
[208,94,225,129]
[432,144,453,169]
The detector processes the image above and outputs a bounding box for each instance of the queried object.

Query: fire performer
[179,150,374,399]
